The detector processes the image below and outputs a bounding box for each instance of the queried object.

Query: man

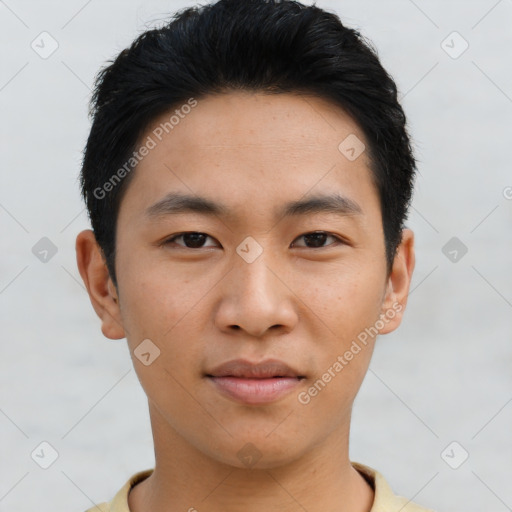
[77,1,433,510]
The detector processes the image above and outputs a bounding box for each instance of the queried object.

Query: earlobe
[378,228,415,335]
[75,229,126,340]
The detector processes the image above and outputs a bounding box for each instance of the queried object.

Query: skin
[76,91,415,512]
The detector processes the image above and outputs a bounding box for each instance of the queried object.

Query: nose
[213,251,299,338]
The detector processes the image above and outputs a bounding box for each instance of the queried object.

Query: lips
[206,358,305,379]
[206,359,306,405]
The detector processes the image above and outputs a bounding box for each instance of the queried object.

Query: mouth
[205,358,306,405]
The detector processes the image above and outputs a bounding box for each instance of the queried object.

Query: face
[77,91,414,469]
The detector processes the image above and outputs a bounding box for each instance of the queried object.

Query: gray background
[1,1,511,511]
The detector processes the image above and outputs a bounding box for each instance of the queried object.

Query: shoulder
[351,461,437,512]
[82,468,154,512]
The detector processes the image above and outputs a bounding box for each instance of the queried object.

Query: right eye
[162,232,219,249]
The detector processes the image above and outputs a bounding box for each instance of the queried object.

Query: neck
[128,404,374,512]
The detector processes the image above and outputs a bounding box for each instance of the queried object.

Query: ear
[75,229,126,340]
[378,228,415,335]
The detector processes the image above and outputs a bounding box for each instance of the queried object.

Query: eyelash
[161,231,346,250]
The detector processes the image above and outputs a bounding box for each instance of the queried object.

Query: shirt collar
[108,461,431,512]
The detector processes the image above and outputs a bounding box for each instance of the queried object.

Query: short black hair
[80,0,417,288]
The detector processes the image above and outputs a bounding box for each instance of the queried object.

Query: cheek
[116,250,208,339]
[294,264,384,337]
[118,269,206,411]
[116,253,217,379]
[295,273,381,418]
[293,265,383,387]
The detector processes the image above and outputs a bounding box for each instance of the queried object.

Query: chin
[205,432,306,470]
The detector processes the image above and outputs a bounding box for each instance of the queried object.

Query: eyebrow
[145,191,363,221]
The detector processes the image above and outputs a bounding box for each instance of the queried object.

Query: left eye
[163,231,342,249]
[292,231,342,248]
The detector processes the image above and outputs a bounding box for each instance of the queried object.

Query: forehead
[119,91,379,225]
[149,91,366,152]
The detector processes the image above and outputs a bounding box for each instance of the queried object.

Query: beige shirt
[84,461,435,512]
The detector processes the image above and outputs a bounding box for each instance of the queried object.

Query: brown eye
[292,231,342,248]
[164,232,218,249]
